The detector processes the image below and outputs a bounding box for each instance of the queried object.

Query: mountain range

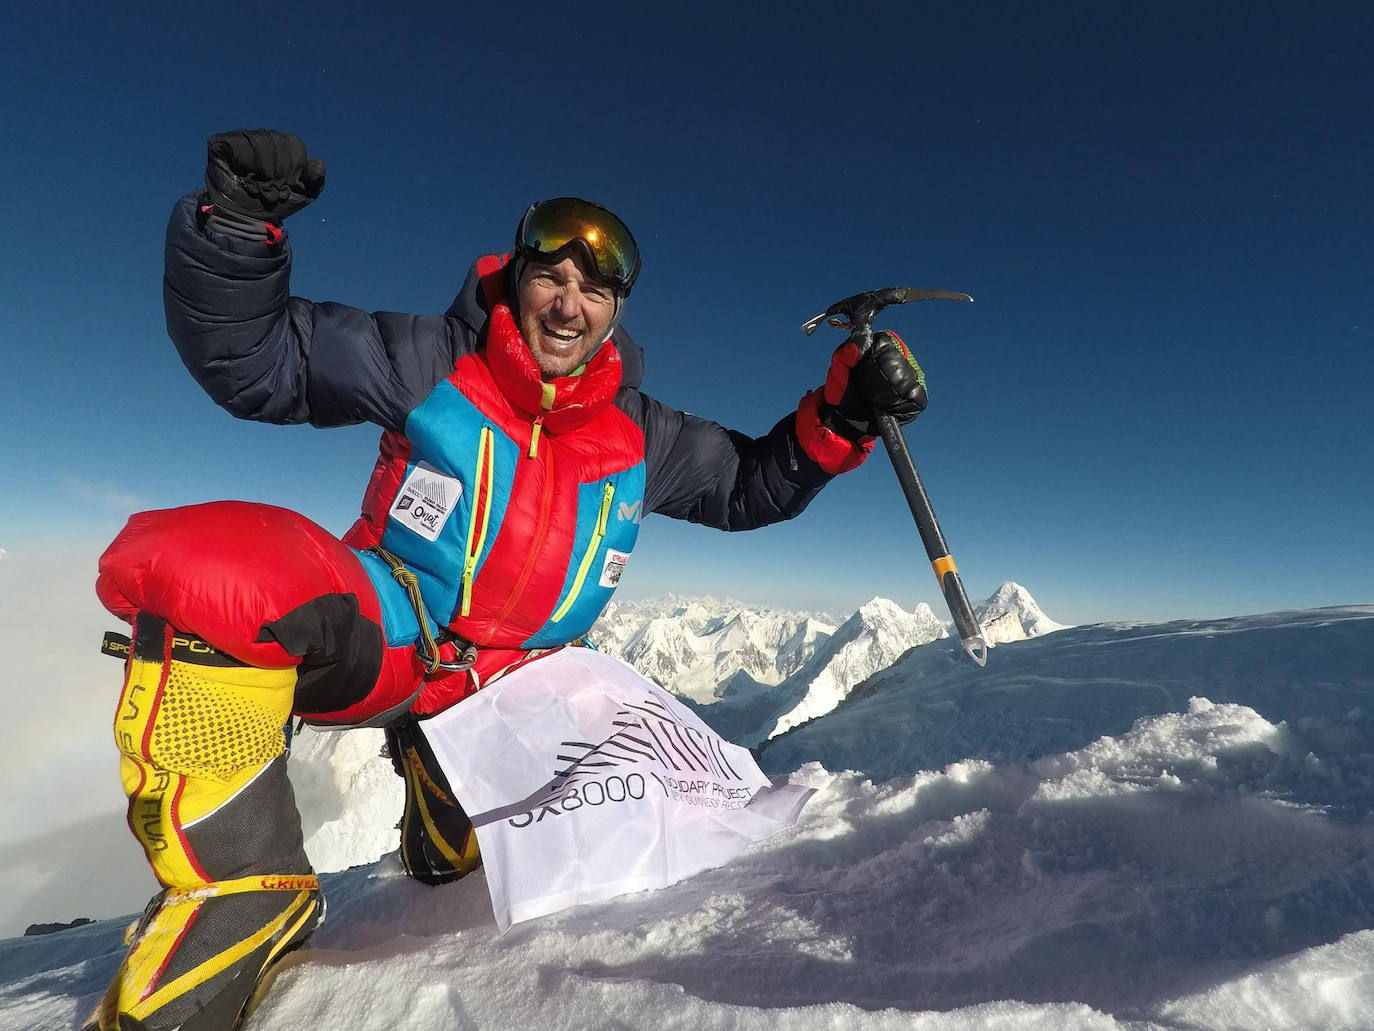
[593,582,1065,746]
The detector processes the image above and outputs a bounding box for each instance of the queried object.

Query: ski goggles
[515,197,641,294]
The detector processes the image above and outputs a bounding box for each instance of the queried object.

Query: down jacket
[160,193,866,702]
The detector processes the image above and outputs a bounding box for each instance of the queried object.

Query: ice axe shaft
[802,286,988,666]
[875,413,986,665]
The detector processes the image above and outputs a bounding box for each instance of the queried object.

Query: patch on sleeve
[599,549,631,588]
[390,463,463,542]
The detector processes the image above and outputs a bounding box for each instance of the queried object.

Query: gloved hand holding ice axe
[804,287,989,665]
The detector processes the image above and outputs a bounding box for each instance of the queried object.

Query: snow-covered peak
[912,601,941,623]
[754,597,948,742]
[854,595,902,620]
[976,581,1066,638]
[291,726,403,874]
[831,597,946,649]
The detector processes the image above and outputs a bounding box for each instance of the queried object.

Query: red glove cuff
[796,388,874,475]
[824,339,862,406]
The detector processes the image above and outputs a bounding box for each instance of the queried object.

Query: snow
[977,581,1069,639]
[594,595,839,703]
[758,606,1373,782]
[694,597,951,747]
[3,604,1373,1030]
[600,586,1062,748]
[290,727,403,874]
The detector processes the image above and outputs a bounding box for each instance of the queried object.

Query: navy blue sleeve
[619,387,836,531]
[162,192,474,431]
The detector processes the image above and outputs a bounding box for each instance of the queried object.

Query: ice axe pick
[802,288,988,666]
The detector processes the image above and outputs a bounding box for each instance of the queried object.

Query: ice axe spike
[802,286,987,666]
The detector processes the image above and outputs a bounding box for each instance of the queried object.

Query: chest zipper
[479,439,555,645]
[459,427,496,618]
[528,382,557,459]
[551,481,616,623]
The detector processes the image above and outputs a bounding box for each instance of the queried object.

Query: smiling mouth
[540,322,584,346]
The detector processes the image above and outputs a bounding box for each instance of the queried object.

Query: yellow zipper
[551,481,615,623]
[529,382,557,458]
[460,428,495,617]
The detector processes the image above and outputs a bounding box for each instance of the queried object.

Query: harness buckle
[367,546,481,678]
[421,630,479,675]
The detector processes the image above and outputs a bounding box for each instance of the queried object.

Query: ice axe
[803,287,988,666]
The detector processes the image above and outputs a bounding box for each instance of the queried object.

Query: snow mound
[8,676,1374,1030]
[981,608,1029,645]
[1154,929,1374,1030]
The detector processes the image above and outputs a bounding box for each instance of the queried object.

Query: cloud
[0,540,124,811]
[0,539,148,933]
[62,476,149,513]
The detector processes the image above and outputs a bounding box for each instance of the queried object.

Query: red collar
[477,255,624,432]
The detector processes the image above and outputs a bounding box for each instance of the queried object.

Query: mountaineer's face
[516,256,617,380]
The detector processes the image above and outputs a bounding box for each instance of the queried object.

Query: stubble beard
[522,312,596,380]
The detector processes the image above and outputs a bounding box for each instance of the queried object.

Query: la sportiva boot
[85,613,322,1031]
[386,715,481,885]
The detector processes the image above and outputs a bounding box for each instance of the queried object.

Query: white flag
[421,647,815,931]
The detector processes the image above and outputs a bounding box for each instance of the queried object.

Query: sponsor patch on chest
[599,548,631,588]
[390,463,463,542]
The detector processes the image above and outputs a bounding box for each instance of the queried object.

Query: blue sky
[0,2,1370,625]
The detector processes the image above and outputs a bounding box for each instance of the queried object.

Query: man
[86,130,927,1030]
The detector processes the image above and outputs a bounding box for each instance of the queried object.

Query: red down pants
[96,501,426,725]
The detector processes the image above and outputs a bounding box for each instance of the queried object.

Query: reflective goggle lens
[517,197,641,292]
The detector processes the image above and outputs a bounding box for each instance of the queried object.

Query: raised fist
[203,129,326,240]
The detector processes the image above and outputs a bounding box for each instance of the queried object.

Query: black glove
[203,129,326,243]
[820,329,927,441]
